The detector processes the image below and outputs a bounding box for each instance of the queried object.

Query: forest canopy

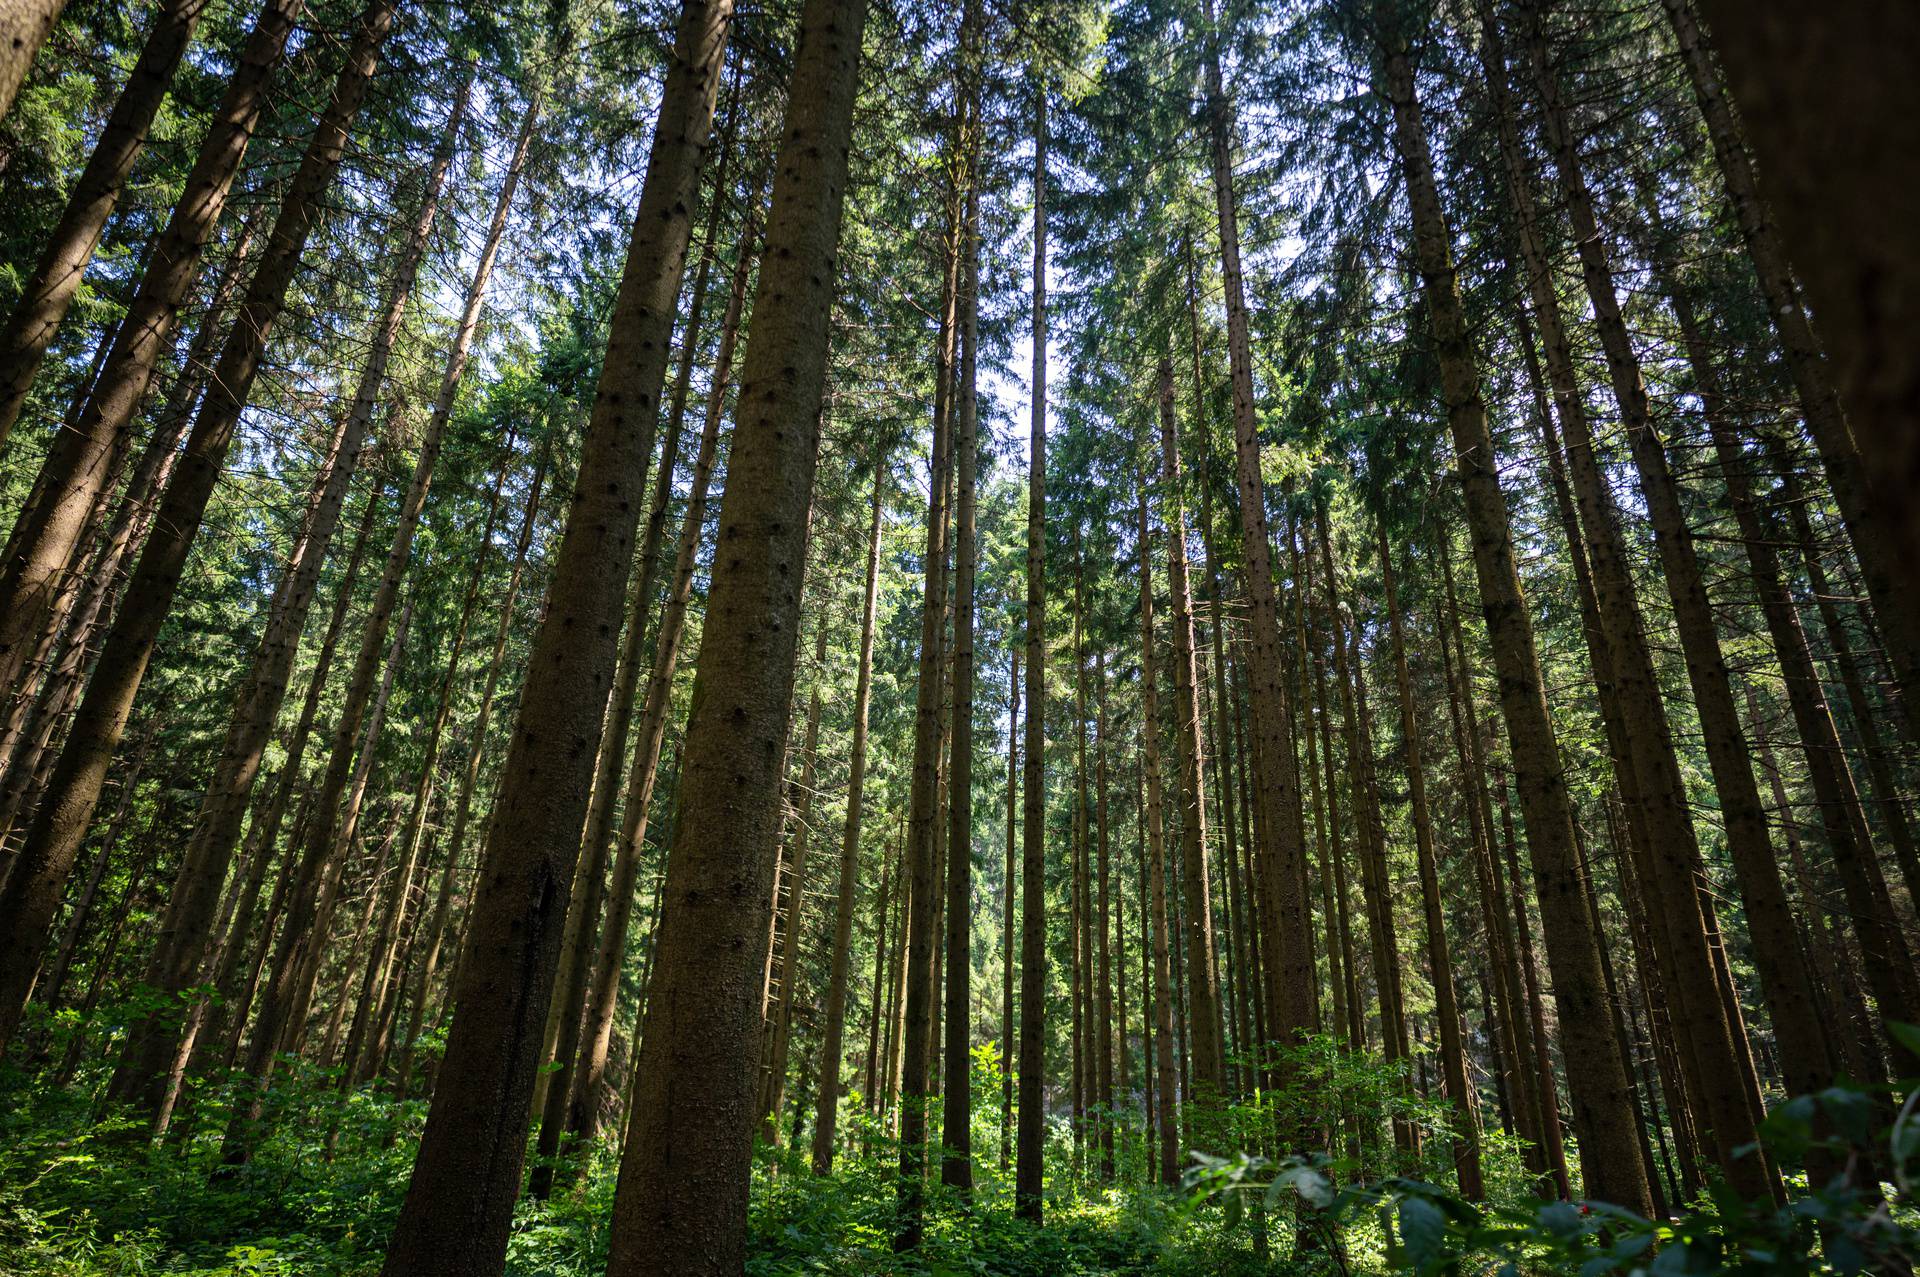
[1,0,1918,1272]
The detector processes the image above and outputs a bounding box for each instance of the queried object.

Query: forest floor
[0,1071,1294,1277]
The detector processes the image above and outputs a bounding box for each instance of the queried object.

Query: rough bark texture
[1202,34,1315,1088]
[376,2,732,1269]
[566,187,758,1154]
[0,0,66,127]
[1374,17,1652,1214]
[1014,75,1048,1224]
[601,0,862,1262]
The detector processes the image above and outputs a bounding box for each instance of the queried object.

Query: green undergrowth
[1,1031,1915,1275]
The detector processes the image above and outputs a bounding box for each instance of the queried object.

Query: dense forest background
[0,0,1917,1272]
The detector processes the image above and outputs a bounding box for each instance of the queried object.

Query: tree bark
[0,0,305,691]
[377,0,733,1265]
[0,0,66,125]
[897,120,963,1246]
[0,0,393,1058]
[940,84,980,1189]
[600,0,862,1261]
[1156,356,1224,1103]
[0,0,214,446]
[1518,2,1777,1192]
[1139,478,1181,1186]
[1373,13,1650,1213]
[565,186,758,1156]
[1014,69,1048,1225]
[1201,23,1315,1091]
[811,450,886,1174]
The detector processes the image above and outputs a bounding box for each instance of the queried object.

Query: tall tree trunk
[811,450,887,1175]
[0,0,305,689]
[232,56,538,1158]
[897,125,963,1246]
[1201,24,1314,1090]
[529,139,732,1201]
[941,82,980,1189]
[1658,0,1920,727]
[115,76,471,1110]
[0,0,214,446]
[1378,523,1483,1198]
[1373,13,1651,1213]
[1094,657,1115,1181]
[1139,478,1180,1185]
[999,642,1018,1172]
[1518,3,1777,1191]
[598,0,863,1262]
[1476,7,1750,1190]
[377,0,733,1266]
[1156,355,1224,1102]
[0,0,395,1057]
[565,189,758,1156]
[1014,69,1049,1226]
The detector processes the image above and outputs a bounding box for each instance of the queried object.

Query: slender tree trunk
[0,0,394,1057]
[811,452,887,1174]
[378,0,733,1265]
[999,642,1018,1171]
[1095,658,1116,1181]
[897,130,963,1246]
[599,0,862,1261]
[1014,70,1049,1225]
[940,82,980,1189]
[0,0,305,689]
[1140,479,1181,1185]
[116,79,470,1110]
[1437,549,1549,1185]
[1320,513,1407,1089]
[1374,12,1651,1213]
[0,0,214,446]
[1156,355,1224,1103]
[1378,523,1482,1198]
[1201,26,1315,1092]
[863,833,896,1112]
